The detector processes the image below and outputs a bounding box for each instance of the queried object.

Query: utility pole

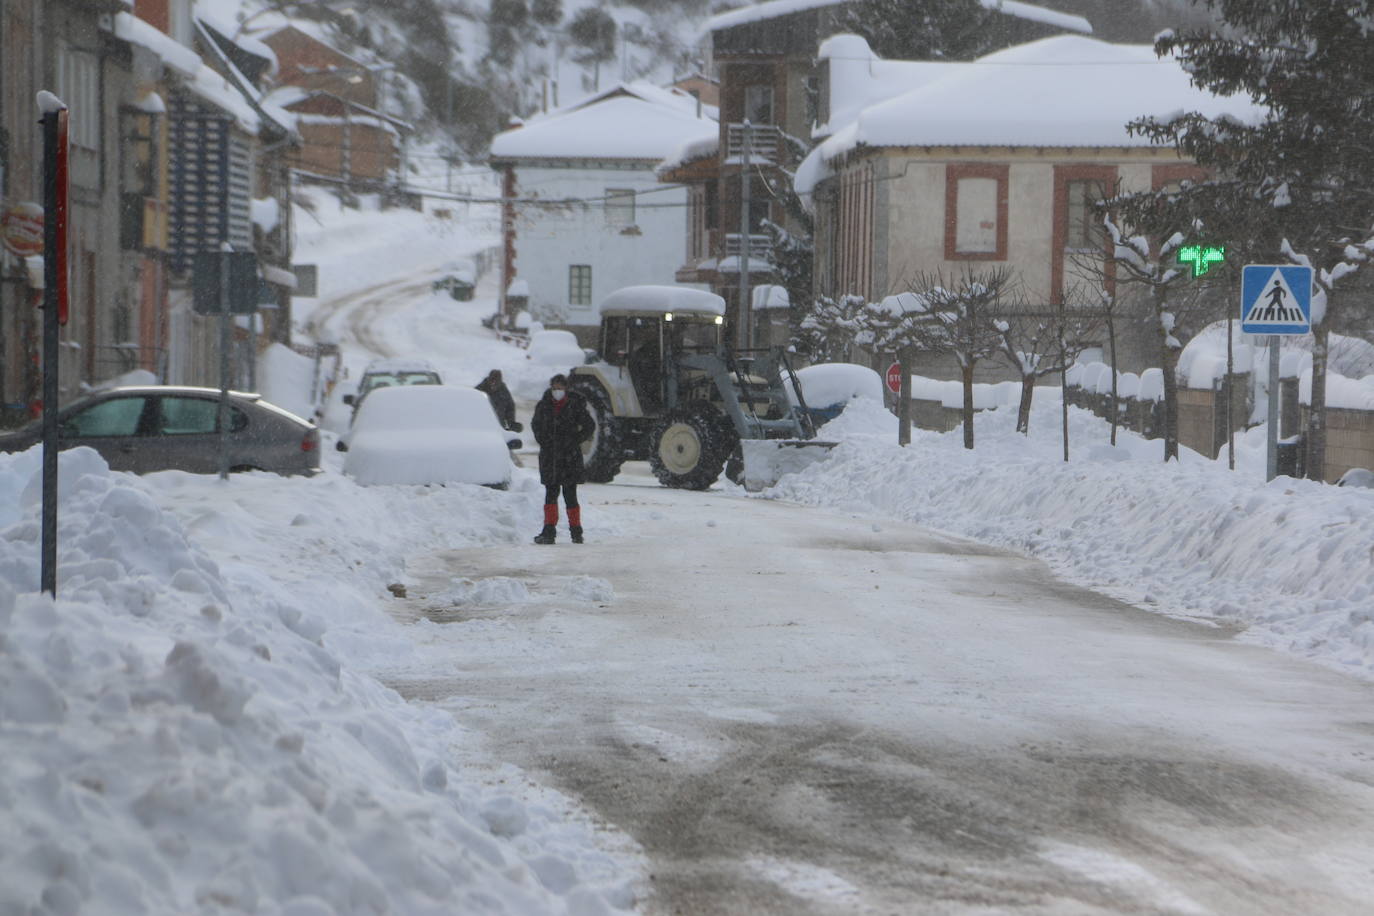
[736,120,751,351]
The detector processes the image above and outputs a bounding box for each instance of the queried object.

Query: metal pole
[898,350,911,446]
[1266,335,1280,481]
[1226,314,1235,470]
[217,244,232,481]
[40,105,66,597]
[737,120,751,351]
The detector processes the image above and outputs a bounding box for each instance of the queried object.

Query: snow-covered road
[371,465,1374,915]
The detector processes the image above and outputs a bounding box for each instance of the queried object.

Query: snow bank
[773,399,1374,679]
[0,446,635,914]
[257,343,318,421]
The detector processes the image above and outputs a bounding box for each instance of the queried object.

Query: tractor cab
[594,287,725,414]
[570,284,817,489]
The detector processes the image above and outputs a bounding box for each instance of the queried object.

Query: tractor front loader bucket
[739,438,838,492]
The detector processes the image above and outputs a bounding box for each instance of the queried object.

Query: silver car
[0,386,320,476]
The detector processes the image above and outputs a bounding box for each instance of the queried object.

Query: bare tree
[862,269,1014,450]
[995,303,1102,435]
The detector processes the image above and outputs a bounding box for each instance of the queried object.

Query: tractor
[568,285,823,489]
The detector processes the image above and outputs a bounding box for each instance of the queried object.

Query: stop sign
[885,361,902,394]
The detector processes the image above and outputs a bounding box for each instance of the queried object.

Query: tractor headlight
[714,316,724,325]
[664,312,674,322]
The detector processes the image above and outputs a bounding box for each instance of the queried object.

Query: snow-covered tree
[995,306,1102,435]
[1099,210,1223,461]
[530,0,562,27]
[1128,0,1374,479]
[838,0,1020,61]
[568,7,617,64]
[862,269,1014,449]
[797,294,866,363]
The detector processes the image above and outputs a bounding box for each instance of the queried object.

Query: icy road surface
[378,465,1374,915]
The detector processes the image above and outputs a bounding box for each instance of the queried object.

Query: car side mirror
[507,438,522,450]
[336,440,349,452]
[342,394,355,406]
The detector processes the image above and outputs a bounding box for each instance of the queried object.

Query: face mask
[552,389,566,401]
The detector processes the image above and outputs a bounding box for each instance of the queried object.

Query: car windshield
[361,372,441,393]
[674,320,719,351]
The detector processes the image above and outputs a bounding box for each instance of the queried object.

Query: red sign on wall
[0,201,44,258]
[886,361,903,394]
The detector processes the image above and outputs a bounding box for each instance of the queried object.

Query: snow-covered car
[340,385,521,487]
[343,358,444,422]
[787,363,885,422]
[526,329,586,370]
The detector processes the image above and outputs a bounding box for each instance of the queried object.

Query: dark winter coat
[532,389,595,486]
[476,376,517,430]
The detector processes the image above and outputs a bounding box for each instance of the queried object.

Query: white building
[489,83,718,343]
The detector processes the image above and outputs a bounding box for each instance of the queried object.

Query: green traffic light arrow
[1177,244,1226,277]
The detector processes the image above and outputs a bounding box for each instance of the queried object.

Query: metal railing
[725,123,782,164]
[724,232,773,261]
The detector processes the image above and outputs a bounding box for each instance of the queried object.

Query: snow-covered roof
[114,12,201,79]
[707,0,1090,35]
[797,35,1266,198]
[707,0,847,33]
[752,284,790,310]
[598,285,726,317]
[844,35,1260,150]
[814,34,957,140]
[490,90,717,162]
[195,1,279,76]
[657,131,721,175]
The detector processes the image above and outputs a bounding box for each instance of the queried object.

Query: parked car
[0,386,320,476]
[340,385,521,487]
[343,358,444,420]
[526,330,586,369]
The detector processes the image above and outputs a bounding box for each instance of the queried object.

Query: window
[63,397,148,437]
[56,44,100,151]
[744,84,773,124]
[604,189,635,226]
[158,397,247,434]
[944,164,1008,260]
[1065,179,1109,251]
[569,265,592,307]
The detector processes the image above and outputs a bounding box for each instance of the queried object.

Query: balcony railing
[724,232,773,261]
[725,123,782,165]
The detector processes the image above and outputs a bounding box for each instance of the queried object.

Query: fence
[1066,367,1374,482]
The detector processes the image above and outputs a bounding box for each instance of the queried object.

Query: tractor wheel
[649,403,729,490]
[572,379,625,483]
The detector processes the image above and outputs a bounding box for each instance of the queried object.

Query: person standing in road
[532,373,595,544]
[476,369,520,431]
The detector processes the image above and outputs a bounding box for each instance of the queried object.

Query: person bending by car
[476,369,520,431]
[532,373,595,544]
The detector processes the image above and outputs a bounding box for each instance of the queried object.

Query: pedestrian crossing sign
[1241,264,1312,335]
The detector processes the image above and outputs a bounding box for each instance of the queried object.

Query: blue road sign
[1241,264,1312,335]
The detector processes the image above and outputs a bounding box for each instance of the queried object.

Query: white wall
[509,164,700,327]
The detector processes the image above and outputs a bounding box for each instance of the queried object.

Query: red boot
[534,504,558,544]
